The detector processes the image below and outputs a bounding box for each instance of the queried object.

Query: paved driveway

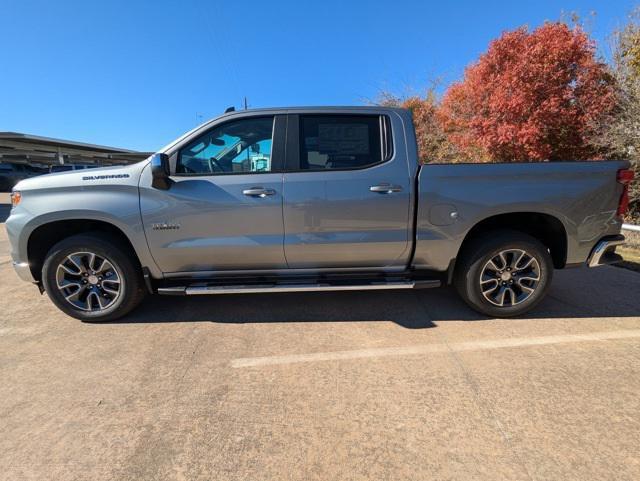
[1,196,639,480]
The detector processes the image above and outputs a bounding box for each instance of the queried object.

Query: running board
[157,280,440,296]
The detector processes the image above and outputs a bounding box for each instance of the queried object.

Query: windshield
[157,116,220,154]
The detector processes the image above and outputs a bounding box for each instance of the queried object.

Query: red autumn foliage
[439,22,617,161]
[401,95,459,164]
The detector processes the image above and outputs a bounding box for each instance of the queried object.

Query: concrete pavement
[1,199,640,480]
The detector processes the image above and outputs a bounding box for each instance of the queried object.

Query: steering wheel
[208,157,224,173]
[180,163,197,174]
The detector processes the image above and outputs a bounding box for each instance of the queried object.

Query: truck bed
[412,160,629,272]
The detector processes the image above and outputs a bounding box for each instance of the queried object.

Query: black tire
[454,229,554,318]
[42,233,146,322]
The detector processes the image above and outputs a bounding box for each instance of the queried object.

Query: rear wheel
[42,233,146,322]
[454,230,553,317]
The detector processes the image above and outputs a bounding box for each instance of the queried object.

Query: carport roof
[0,131,148,154]
[0,131,152,166]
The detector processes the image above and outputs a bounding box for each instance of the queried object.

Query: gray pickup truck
[6,107,634,321]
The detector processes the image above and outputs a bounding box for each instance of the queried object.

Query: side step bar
[158,280,440,296]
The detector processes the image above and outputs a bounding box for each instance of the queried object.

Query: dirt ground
[1,194,640,480]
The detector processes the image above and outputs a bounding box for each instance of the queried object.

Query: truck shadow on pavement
[113,266,640,328]
[119,289,443,329]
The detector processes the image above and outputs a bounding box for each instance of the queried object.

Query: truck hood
[13,160,150,192]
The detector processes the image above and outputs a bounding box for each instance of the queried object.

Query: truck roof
[222,105,405,112]
[218,105,407,118]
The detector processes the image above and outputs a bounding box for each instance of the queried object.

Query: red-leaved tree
[439,22,617,161]
[376,89,480,163]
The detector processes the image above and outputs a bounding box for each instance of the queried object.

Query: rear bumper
[587,235,625,268]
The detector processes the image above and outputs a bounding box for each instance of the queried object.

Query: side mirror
[151,153,172,190]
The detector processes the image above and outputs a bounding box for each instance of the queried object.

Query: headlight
[10,190,21,208]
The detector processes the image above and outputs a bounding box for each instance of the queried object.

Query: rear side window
[299,115,385,170]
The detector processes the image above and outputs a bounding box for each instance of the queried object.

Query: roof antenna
[224,106,235,113]
[244,97,248,110]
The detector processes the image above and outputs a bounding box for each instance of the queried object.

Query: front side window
[177,117,274,175]
[299,115,383,170]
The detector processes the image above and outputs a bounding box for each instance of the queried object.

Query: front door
[139,115,287,274]
[282,113,412,269]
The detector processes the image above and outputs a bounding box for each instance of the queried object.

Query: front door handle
[243,187,276,198]
[370,183,403,194]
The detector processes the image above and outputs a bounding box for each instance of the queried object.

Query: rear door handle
[370,183,403,194]
[242,187,276,198]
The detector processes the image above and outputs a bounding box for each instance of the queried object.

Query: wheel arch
[27,218,147,282]
[457,212,568,270]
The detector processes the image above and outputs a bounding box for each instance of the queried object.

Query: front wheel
[42,233,146,322]
[454,230,554,318]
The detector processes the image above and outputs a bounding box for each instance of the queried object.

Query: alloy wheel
[55,251,122,311]
[479,249,541,307]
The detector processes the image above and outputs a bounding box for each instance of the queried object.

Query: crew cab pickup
[6,107,634,321]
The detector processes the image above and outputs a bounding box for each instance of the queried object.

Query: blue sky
[1,0,638,151]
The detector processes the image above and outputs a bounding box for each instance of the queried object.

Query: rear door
[282,113,412,269]
[139,115,288,274]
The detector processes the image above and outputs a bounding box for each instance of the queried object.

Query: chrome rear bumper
[587,235,625,268]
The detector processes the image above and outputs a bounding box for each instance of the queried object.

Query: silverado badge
[151,222,180,231]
